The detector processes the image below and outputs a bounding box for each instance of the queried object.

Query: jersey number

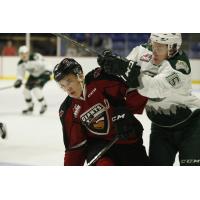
[166,72,180,87]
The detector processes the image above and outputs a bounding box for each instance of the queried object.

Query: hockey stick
[53,33,129,81]
[87,135,119,166]
[0,85,13,91]
[53,33,101,56]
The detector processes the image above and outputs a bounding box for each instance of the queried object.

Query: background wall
[0,56,200,84]
[0,56,99,79]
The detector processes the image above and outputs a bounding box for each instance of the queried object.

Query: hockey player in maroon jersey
[53,58,149,166]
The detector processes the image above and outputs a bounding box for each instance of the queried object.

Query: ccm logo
[112,114,125,122]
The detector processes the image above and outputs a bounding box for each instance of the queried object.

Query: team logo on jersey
[80,103,109,135]
[175,60,190,74]
[73,104,81,118]
[140,53,152,62]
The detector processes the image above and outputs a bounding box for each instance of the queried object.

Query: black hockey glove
[126,63,141,88]
[112,107,143,140]
[97,49,129,75]
[14,79,22,88]
[97,50,141,88]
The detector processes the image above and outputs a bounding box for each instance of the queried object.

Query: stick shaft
[87,135,119,166]
[53,33,100,56]
[0,85,13,91]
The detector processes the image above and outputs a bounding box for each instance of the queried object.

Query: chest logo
[80,103,109,135]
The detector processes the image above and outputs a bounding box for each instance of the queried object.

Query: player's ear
[78,73,84,82]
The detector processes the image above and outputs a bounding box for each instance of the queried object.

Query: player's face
[20,52,29,61]
[152,42,168,65]
[58,73,83,99]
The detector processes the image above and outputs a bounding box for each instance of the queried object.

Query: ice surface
[0,80,200,166]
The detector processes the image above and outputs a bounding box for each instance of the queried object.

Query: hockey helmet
[53,58,83,82]
[150,33,182,57]
[18,45,29,54]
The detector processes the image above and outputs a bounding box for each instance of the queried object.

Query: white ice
[0,80,200,166]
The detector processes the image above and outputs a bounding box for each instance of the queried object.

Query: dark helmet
[53,58,83,82]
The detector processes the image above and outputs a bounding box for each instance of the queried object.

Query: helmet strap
[76,73,86,100]
[168,44,178,58]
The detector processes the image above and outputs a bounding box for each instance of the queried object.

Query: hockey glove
[97,50,141,88]
[112,107,143,140]
[97,49,129,75]
[14,79,22,88]
[126,63,141,88]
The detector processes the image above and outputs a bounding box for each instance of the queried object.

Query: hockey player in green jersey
[97,33,200,166]
[14,46,51,115]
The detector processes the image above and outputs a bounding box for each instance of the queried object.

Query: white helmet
[18,45,29,54]
[150,33,182,57]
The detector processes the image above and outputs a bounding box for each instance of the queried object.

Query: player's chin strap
[86,135,119,166]
[77,74,87,100]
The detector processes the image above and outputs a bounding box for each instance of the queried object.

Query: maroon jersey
[59,68,147,165]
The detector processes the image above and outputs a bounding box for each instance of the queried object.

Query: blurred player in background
[53,58,149,166]
[14,46,52,115]
[97,33,200,166]
[0,122,7,139]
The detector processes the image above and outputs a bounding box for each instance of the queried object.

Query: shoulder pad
[29,53,41,61]
[85,67,102,82]
[59,96,73,119]
[141,43,152,52]
[29,53,35,61]
[168,51,191,75]
[18,59,24,65]
[85,67,126,85]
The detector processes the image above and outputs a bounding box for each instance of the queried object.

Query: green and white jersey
[127,44,200,127]
[17,53,46,79]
